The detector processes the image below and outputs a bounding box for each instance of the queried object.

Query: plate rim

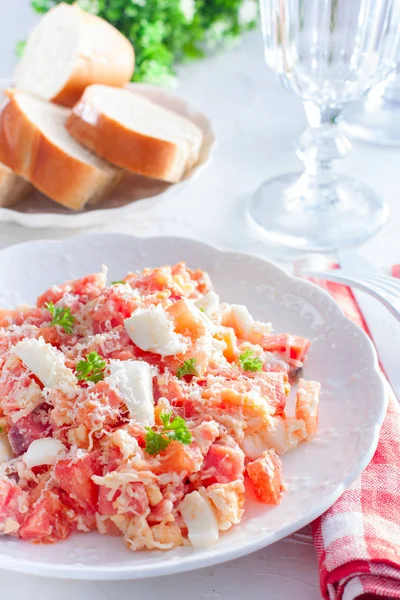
[0,81,217,229]
[0,233,387,579]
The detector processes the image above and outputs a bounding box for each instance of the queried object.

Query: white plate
[0,233,386,580]
[0,81,216,228]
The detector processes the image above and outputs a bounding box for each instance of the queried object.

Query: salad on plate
[0,262,320,551]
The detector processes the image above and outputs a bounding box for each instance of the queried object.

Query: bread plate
[0,82,216,229]
[0,233,386,579]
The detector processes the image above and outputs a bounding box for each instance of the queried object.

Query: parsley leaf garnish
[0,426,3,433]
[145,412,192,456]
[45,301,75,334]
[176,358,198,379]
[76,351,106,383]
[111,280,125,285]
[239,349,263,372]
[199,307,205,313]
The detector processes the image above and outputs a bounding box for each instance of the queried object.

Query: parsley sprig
[145,412,192,455]
[76,352,106,383]
[111,280,125,285]
[45,301,75,334]
[176,358,198,380]
[239,349,263,372]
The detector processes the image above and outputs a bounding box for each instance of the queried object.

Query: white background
[0,1,399,598]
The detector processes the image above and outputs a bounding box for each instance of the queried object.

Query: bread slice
[0,163,31,208]
[14,3,135,108]
[66,85,204,183]
[0,89,122,211]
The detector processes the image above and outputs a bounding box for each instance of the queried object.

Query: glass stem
[295,101,351,208]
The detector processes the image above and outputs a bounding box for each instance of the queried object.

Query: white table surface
[1,2,400,599]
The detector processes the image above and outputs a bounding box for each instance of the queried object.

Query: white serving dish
[0,81,216,228]
[0,233,386,579]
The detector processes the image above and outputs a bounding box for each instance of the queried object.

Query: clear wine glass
[247,0,400,252]
[343,46,400,146]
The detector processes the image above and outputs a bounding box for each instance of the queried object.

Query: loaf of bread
[14,3,135,107]
[0,163,31,208]
[0,89,122,211]
[66,84,204,183]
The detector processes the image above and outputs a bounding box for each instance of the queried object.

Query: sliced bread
[66,85,204,183]
[0,89,122,211]
[0,163,31,208]
[14,3,135,108]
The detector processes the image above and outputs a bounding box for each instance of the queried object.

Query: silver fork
[301,268,400,321]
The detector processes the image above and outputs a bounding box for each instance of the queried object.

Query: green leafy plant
[28,0,258,84]
[176,357,198,379]
[45,301,75,334]
[76,351,107,383]
[145,412,192,455]
[239,348,263,372]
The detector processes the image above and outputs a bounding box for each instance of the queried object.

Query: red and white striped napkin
[309,265,400,600]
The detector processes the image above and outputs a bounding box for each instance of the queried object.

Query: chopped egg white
[13,337,78,394]
[24,438,65,469]
[124,305,187,357]
[242,417,307,458]
[194,291,220,316]
[179,490,219,548]
[231,304,255,338]
[106,359,155,426]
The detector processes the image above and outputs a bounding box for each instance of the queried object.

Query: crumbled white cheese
[106,359,155,426]
[124,305,187,357]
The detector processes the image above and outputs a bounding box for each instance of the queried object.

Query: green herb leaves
[76,351,106,383]
[111,280,125,285]
[239,349,263,372]
[45,301,75,334]
[145,412,192,455]
[176,358,198,379]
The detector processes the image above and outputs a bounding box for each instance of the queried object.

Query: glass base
[343,94,400,147]
[246,172,388,252]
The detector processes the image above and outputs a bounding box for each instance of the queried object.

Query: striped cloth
[310,267,400,600]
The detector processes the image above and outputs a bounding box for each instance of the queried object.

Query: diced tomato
[37,326,64,346]
[247,449,285,504]
[201,441,245,485]
[0,477,28,533]
[147,497,173,524]
[106,447,124,472]
[98,481,149,517]
[54,451,102,512]
[97,516,122,536]
[154,375,186,403]
[261,334,310,363]
[75,381,123,432]
[8,406,51,455]
[251,371,288,416]
[20,491,74,543]
[151,441,203,475]
[37,272,106,308]
[90,288,138,330]
[0,308,49,328]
